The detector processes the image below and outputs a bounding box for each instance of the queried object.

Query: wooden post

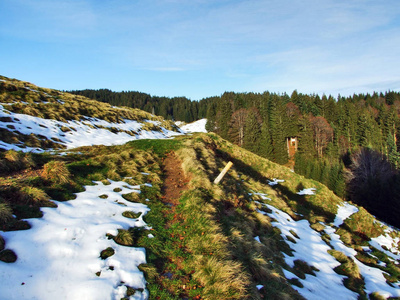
[213,161,233,184]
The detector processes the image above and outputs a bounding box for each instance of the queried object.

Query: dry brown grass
[114,229,134,246]
[41,161,71,184]
[192,256,250,299]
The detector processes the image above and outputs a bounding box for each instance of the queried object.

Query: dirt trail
[161,152,190,206]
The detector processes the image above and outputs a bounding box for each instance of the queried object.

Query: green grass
[128,138,184,157]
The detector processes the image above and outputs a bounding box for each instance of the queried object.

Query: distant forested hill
[69,89,212,123]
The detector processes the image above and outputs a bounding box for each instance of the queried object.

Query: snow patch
[179,119,207,133]
[256,198,400,299]
[297,188,316,195]
[268,178,285,186]
[333,203,359,227]
[0,180,151,300]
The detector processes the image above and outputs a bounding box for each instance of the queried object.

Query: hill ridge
[0,76,400,299]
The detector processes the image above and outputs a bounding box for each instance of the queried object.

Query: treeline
[206,91,400,160]
[69,89,211,123]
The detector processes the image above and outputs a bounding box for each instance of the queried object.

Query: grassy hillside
[1,77,400,299]
[0,75,179,151]
[1,133,400,299]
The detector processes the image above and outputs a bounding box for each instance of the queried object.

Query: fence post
[213,161,233,184]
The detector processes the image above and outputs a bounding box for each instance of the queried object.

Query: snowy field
[0,180,151,300]
[254,180,400,299]
[0,104,183,152]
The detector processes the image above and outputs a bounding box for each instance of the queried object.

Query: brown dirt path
[161,152,190,206]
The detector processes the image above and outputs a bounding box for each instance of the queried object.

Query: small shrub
[41,160,71,184]
[114,229,134,246]
[0,203,13,226]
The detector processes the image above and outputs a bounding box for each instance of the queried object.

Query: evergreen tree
[387,133,400,168]
[269,97,288,164]
[215,96,233,140]
[258,122,274,160]
[243,109,262,154]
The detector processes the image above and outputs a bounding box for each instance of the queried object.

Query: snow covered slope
[178,118,207,133]
[0,76,183,152]
[254,181,400,299]
[0,105,182,152]
[0,180,151,300]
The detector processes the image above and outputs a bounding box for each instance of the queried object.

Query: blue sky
[1,0,400,100]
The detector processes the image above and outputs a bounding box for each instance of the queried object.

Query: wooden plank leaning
[213,161,233,184]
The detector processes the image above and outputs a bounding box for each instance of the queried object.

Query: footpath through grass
[2,133,399,299]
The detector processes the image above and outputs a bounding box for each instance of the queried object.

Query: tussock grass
[0,150,35,174]
[193,256,250,298]
[329,249,365,295]
[114,229,134,246]
[41,160,71,184]
[20,186,49,205]
[122,192,141,203]
[100,247,115,259]
[122,211,141,219]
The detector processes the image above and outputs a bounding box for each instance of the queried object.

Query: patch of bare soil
[161,152,190,206]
